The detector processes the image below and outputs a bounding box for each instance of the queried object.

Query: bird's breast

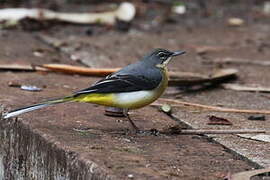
[112,68,168,109]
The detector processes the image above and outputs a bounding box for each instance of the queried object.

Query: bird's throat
[156,57,172,69]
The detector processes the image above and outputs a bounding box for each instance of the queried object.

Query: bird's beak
[171,51,186,56]
[160,50,186,68]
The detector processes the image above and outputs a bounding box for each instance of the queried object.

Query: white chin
[164,57,172,65]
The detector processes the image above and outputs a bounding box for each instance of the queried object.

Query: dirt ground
[1,1,270,179]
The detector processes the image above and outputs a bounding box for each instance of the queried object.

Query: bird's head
[145,48,186,69]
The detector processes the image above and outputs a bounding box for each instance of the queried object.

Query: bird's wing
[73,74,161,96]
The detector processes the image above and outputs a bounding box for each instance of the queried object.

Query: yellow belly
[75,68,168,109]
[115,68,168,109]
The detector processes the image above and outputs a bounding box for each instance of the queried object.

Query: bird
[2,48,185,132]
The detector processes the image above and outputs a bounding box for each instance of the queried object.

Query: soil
[1,1,270,179]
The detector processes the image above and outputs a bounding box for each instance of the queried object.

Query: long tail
[2,96,74,119]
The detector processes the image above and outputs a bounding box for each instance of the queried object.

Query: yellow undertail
[74,93,116,107]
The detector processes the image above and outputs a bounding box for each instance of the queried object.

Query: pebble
[227,18,244,26]
[127,174,134,179]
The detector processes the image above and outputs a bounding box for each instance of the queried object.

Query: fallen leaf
[207,115,233,125]
[248,115,266,121]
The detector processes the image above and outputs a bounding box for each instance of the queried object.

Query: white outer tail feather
[3,103,50,119]
[2,96,73,119]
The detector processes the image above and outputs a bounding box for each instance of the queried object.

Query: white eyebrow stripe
[157,52,166,56]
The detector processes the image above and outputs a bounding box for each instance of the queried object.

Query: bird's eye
[157,52,167,59]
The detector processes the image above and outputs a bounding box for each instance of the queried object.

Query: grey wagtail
[3,48,185,131]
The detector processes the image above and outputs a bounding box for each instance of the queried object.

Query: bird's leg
[123,109,140,132]
[122,109,160,135]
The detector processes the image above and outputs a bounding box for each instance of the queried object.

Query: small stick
[156,98,270,115]
[222,83,270,93]
[168,71,208,79]
[41,64,121,76]
[0,3,136,26]
[178,129,266,135]
[227,167,270,180]
[0,64,47,71]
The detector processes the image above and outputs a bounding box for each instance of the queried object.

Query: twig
[222,83,270,93]
[178,129,265,135]
[41,64,121,76]
[0,3,136,26]
[0,64,47,71]
[168,71,208,79]
[227,167,270,180]
[155,98,270,114]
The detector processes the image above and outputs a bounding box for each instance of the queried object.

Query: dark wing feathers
[74,74,160,96]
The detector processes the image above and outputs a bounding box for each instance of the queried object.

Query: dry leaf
[207,115,233,125]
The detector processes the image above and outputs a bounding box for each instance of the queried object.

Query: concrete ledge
[0,118,113,180]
